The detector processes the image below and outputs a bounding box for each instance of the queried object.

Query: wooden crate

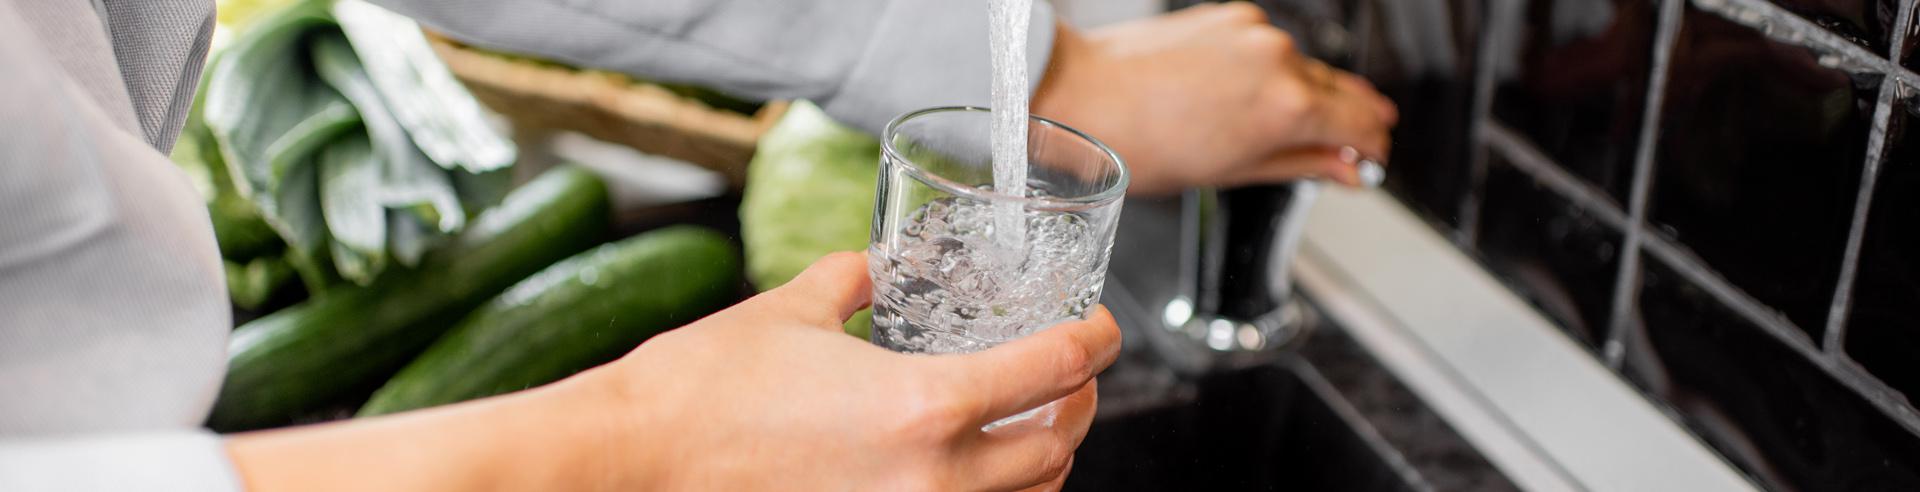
[425,33,787,186]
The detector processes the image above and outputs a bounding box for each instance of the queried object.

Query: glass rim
[881,106,1129,211]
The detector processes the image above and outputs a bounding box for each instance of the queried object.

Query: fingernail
[1335,146,1384,188]
[1338,146,1362,165]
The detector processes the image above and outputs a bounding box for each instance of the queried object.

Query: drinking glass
[868,107,1127,360]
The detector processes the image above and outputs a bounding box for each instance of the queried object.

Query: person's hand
[226,252,1121,492]
[1033,2,1398,195]
[578,252,1123,491]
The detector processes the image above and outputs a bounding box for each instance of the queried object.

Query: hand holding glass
[867,107,1126,423]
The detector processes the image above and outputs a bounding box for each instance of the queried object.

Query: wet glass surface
[1476,157,1624,350]
[1488,0,1656,202]
[1627,260,1920,491]
[1645,8,1874,339]
[1843,110,1920,403]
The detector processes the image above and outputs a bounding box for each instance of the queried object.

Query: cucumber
[209,166,610,431]
[358,226,741,416]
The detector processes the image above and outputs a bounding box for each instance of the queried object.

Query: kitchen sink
[1061,196,1439,491]
[1066,358,1423,492]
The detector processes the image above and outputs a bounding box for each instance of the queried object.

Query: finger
[1297,58,1337,91]
[1226,148,1363,187]
[1300,89,1392,161]
[960,381,1099,492]
[766,251,873,328]
[1198,0,1268,24]
[1265,70,1391,162]
[1237,25,1301,68]
[939,306,1120,424]
[1325,71,1396,161]
[1333,71,1399,125]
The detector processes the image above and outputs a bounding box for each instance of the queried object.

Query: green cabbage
[739,101,879,337]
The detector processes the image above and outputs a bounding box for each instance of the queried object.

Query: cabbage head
[739,101,879,337]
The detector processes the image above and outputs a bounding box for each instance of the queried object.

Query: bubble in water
[871,196,1113,354]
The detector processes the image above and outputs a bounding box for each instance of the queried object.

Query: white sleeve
[371,0,1056,133]
[0,431,242,492]
[0,2,238,491]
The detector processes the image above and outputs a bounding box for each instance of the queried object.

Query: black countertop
[1090,194,1512,491]
[1083,302,1515,491]
[1295,319,1517,491]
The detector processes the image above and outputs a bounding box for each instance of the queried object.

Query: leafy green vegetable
[196,1,516,294]
[174,82,285,263]
[176,47,295,307]
[386,210,437,268]
[317,133,387,284]
[211,166,610,430]
[738,101,879,337]
[311,31,465,239]
[203,0,339,196]
[276,154,345,293]
[202,0,354,291]
[263,92,362,186]
[332,0,516,175]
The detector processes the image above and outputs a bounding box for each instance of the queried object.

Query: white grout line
[1482,123,1809,352]
[1823,0,1916,353]
[1482,120,1920,439]
[1481,124,1631,228]
[1605,0,1687,369]
[1823,82,1897,352]
[1692,0,1920,87]
[1457,0,1515,248]
[1635,234,1920,436]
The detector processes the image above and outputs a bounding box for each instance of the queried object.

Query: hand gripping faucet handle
[1338,145,1386,189]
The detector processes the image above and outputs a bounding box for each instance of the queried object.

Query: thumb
[765,251,874,328]
[938,306,1122,424]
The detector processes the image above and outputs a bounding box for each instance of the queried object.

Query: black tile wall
[1207,0,1920,486]
[1844,111,1920,403]
[1476,156,1623,349]
[1645,7,1875,340]
[1351,0,1482,228]
[1628,261,1920,490]
[1488,0,1656,202]
[1905,14,1920,70]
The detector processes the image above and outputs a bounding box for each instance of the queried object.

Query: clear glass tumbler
[868,107,1128,357]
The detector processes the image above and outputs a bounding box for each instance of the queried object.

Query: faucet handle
[1160,180,1320,369]
[1153,153,1381,372]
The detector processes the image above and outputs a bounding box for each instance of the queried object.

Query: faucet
[1159,156,1383,367]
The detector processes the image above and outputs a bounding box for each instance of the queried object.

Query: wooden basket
[425,33,787,186]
